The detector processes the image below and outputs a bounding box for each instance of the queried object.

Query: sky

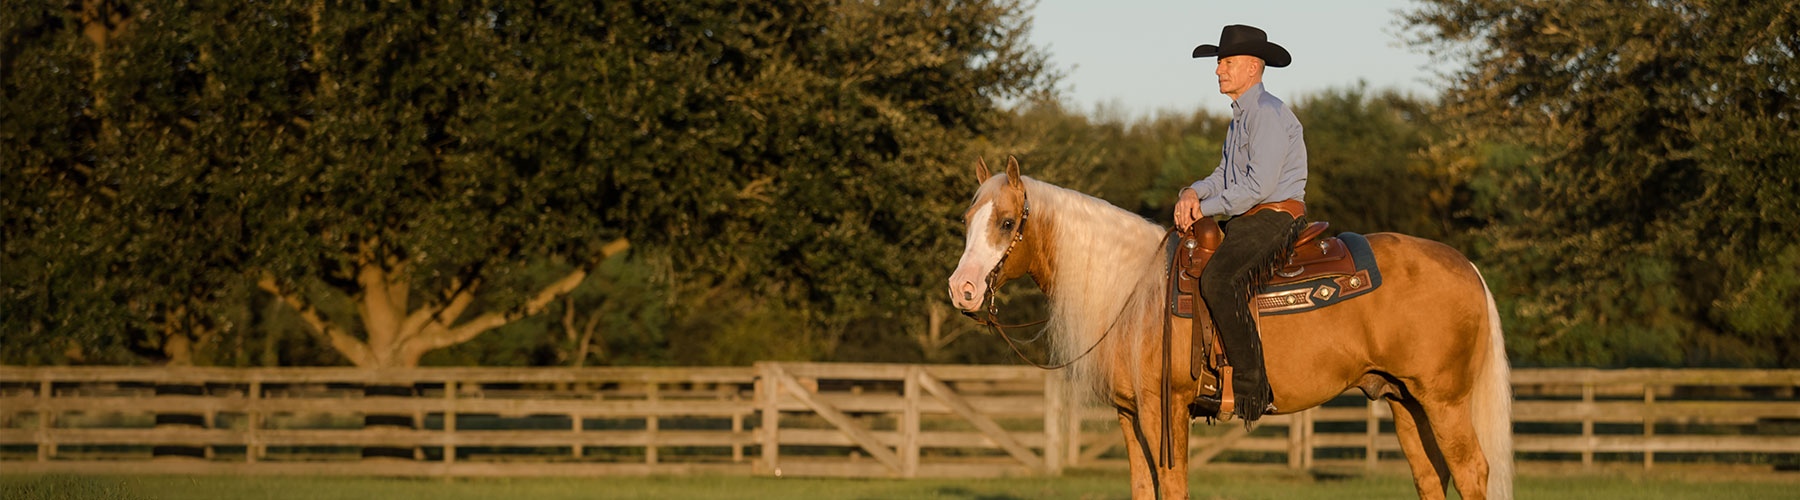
[1025,0,1443,117]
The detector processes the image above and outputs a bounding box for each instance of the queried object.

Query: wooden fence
[1,364,1795,477]
[0,366,758,476]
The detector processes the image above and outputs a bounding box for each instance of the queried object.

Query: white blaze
[948,202,1004,311]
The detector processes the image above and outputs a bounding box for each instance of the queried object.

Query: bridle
[961,187,1175,370]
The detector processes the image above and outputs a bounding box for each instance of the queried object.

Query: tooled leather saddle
[1169,217,1382,419]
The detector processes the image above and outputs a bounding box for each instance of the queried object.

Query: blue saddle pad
[1254,232,1383,316]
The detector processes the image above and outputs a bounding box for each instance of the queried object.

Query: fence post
[757,362,781,476]
[37,378,51,462]
[646,382,659,466]
[1366,399,1379,470]
[1287,410,1302,470]
[573,386,585,460]
[902,366,921,478]
[1066,404,1083,468]
[570,380,585,460]
[729,383,744,463]
[1582,381,1595,469]
[1043,371,1065,476]
[1643,383,1655,470]
[1303,409,1315,469]
[444,380,457,465]
[248,379,261,464]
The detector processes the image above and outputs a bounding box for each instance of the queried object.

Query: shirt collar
[1230,83,1266,115]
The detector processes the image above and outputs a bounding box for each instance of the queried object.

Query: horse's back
[1365,232,1481,280]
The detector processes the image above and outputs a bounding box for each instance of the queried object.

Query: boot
[1232,364,1273,425]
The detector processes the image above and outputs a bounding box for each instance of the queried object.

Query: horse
[946,157,1512,500]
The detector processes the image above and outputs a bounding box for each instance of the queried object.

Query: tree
[2,0,263,366]
[1293,84,1457,240]
[1406,0,1800,366]
[4,0,1058,367]
[625,0,1057,361]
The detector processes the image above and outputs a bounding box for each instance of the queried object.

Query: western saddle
[1170,213,1351,419]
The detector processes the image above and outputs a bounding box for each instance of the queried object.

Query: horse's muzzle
[948,277,983,312]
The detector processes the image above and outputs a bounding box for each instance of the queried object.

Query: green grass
[2,469,1796,500]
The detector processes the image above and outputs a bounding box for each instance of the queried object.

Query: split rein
[961,189,1181,370]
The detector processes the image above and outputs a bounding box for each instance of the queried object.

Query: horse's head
[947,156,1036,312]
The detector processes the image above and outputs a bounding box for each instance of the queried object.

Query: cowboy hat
[1192,24,1291,68]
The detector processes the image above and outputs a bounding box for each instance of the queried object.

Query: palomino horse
[946,157,1511,500]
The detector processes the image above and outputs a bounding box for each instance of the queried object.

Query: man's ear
[1005,155,1022,189]
[975,157,992,185]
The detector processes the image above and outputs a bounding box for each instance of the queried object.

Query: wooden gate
[754,362,1066,478]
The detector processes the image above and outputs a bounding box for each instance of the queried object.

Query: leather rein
[961,188,1178,370]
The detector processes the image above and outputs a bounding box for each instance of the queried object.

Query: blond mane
[1017,178,1170,401]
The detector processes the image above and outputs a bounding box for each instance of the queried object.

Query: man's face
[1215,55,1262,97]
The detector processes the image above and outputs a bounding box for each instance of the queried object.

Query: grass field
[3,469,1796,500]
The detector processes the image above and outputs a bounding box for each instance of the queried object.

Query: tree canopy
[5,0,1794,369]
[1406,0,1800,366]
[3,0,1054,367]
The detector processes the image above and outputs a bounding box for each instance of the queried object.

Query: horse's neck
[1030,181,1166,347]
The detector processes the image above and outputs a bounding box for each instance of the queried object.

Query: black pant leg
[1198,210,1295,421]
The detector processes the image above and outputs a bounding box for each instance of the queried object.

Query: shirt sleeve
[1200,107,1288,217]
[1186,156,1226,200]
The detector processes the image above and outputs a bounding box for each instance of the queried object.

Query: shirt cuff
[1186,181,1214,200]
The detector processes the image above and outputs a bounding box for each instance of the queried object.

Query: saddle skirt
[1253,231,1383,315]
[1170,221,1383,318]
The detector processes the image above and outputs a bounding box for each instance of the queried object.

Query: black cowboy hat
[1192,24,1291,68]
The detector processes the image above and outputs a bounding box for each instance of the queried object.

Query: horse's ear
[975,157,992,185]
[1005,155,1022,189]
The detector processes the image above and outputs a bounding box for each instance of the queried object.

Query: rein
[962,187,1179,370]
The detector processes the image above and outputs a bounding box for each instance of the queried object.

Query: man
[1173,24,1308,424]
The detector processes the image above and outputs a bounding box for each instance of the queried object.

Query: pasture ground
[3,468,1796,499]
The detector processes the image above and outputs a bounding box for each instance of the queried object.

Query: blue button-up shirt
[1187,83,1308,217]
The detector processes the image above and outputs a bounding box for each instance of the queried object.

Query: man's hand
[1173,188,1202,230]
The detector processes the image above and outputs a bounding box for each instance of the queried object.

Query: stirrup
[1189,365,1235,419]
[1189,365,1276,421]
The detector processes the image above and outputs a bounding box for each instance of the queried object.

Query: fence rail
[1,365,1794,477]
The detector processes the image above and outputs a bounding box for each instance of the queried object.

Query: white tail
[1471,268,1513,500]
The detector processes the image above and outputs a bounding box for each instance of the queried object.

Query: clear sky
[1025,0,1441,117]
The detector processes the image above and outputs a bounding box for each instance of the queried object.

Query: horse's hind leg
[1389,395,1452,500]
[1412,394,1490,500]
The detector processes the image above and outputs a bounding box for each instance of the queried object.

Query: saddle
[1169,216,1354,419]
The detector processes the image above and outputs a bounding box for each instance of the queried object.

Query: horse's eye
[1000,219,1015,231]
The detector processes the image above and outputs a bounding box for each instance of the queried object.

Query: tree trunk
[915,302,967,362]
[155,320,213,459]
[561,295,606,368]
[153,320,208,460]
[259,238,627,460]
[162,332,194,367]
[257,237,630,368]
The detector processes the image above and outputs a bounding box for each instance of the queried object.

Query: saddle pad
[1254,232,1382,316]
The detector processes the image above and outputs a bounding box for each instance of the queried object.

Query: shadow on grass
[0,475,151,500]
[938,485,1027,500]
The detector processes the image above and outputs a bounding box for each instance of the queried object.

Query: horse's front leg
[1162,402,1191,499]
[1117,410,1158,500]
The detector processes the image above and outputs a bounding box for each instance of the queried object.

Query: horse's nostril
[963,290,974,301]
